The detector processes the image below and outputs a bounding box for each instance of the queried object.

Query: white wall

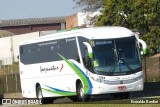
[77,12,101,27]
[0,32,40,65]
[12,32,39,62]
[0,31,62,65]
[0,31,64,65]
[0,37,12,65]
[39,30,57,37]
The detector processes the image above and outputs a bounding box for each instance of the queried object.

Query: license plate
[118,86,126,90]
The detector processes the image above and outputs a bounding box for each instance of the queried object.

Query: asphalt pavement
[0,82,160,106]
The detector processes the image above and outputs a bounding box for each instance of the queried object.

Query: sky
[0,0,81,20]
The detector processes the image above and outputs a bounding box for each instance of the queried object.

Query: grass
[19,104,160,107]
[18,97,160,107]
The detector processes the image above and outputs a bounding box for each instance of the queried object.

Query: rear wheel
[36,86,53,104]
[77,82,90,102]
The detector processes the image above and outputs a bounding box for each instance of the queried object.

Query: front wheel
[36,86,53,104]
[77,82,90,102]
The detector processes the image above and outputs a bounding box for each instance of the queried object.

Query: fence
[0,73,21,95]
[0,57,160,95]
[0,57,13,65]
[143,57,160,82]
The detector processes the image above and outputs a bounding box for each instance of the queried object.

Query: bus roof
[20,26,135,45]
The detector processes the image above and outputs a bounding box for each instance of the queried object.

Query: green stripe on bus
[42,88,76,96]
[57,53,90,94]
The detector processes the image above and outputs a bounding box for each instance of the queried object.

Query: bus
[19,26,147,103]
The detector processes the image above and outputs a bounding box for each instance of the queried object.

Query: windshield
[91,36,141,76]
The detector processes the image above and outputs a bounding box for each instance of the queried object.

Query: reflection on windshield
[92,36,141,76]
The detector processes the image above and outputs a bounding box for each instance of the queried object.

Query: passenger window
[20,46,23,55]
[51,46,54,51]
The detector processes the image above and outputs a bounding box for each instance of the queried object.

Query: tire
[36,86,53,104]
[77,82,90,102]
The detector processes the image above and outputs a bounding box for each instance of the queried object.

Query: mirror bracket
[83,42,93,59]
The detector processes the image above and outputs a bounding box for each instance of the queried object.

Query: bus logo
[120,81,123,84]
[40,64,63,73]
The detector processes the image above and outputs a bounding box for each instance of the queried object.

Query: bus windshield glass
[91,36,141,76]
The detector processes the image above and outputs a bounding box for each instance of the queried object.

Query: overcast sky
[0,0,81,20]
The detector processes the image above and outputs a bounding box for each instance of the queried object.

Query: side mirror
[83,42,93,59]
[138,39,147,55]
[140,51,143,55]
[17,55,19,59]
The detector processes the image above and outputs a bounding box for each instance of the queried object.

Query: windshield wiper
[108,48,119,73]
[109,40,119,73]
[121,59,133,72]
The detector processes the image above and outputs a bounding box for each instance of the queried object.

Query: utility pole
[10,36,14,64]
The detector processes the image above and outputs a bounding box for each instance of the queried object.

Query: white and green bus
[19,26,147,103]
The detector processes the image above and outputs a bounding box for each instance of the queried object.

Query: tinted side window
[20,37,79,64]
[20,46,23,55]
[58,38,79,62]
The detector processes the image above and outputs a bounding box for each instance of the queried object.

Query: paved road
[54,82,160,103]
[0,82,160,106]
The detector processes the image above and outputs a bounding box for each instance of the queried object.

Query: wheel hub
[80,88,85,98]
[38,90,42,99]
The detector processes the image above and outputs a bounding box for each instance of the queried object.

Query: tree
[73,0,103,26]
[73,0,104,12]
[96,0,160,54]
